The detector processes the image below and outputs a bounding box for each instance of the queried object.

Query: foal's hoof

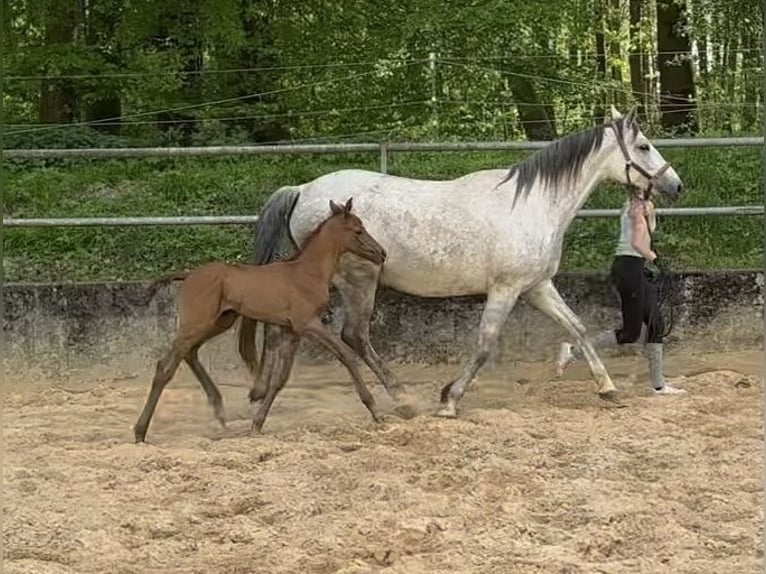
[369,407,384,424]
[132,425,146,444]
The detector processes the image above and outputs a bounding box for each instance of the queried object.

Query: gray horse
[238,106,684,422]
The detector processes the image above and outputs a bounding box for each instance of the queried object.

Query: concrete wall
[4,270,763,375]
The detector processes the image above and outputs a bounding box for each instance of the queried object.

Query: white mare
[238,106,684,421]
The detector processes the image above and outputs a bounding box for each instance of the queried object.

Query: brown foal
[134,198,387,443]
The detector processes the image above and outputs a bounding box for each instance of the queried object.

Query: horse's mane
[499,116,638,207]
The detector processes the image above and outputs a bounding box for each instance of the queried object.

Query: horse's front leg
[523,279,618,398]
[334,259,417,419]
[436,285,522,418]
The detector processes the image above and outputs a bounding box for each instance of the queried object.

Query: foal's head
[324,198,387,265]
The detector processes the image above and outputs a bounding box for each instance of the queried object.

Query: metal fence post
[379,142,388,174]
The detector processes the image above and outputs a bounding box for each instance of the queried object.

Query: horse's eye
[638,144,650,152]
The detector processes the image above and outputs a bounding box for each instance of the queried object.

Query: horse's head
[326,198,387,265]
[606,106,683,202]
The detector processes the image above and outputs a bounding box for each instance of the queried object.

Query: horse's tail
[237,186,302,375]
[142,272,188,306]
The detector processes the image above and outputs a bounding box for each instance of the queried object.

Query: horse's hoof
[599,390,627,407]
[434,405,458,419]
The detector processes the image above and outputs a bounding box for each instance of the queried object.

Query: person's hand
[644,256,665,282]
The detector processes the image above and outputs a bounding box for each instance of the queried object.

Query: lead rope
[646,222,680,339]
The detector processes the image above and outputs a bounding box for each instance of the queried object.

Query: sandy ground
[3,349,763,574]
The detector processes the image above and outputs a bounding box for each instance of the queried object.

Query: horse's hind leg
[251,330,301,434]
[334,260,413,416]
[524,279,618,398]
[247,323,286,404]
[134,343,186,443]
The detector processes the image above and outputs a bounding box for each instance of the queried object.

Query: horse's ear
[624,105,638,127]
[329,200,343,215]
[343,197,353,215]
[609,105,622,121]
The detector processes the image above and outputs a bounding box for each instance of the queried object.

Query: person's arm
[629,201,657,261]
[645,200,657,233]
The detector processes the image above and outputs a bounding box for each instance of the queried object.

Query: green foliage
[4,0,762,143]
[3,147,760,283]
[2,0,762,283]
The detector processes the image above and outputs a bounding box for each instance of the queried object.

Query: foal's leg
[523,279,618,397]
[185,348,226,427]
[437,285,522,418]
[303,319,381,423]
[134,341,187,443]
[251,330,301,433]
[184,310,239,427]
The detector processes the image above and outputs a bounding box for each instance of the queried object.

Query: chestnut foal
[134,198,387,442]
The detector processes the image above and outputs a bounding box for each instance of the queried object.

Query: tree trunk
[84,0,122,133]
[741,31,759,131]
[608,0,624,108]
[510,76,558,140]
[655,0,698,134]
[593,2,608,124]
[39,3,79,124]
[629,0,648,119]
[723,33,740,131]
[237,2,288,142]
[85,97,122,132]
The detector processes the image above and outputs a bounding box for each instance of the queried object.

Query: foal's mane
[499,116,638,207]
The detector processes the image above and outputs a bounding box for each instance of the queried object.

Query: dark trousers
[610,255,664,344]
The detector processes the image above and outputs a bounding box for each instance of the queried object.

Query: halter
[609,122,671,200]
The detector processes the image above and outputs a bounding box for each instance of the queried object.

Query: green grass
[3,146,761,283]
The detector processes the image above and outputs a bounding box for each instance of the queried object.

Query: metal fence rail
[3,137,762,228]
[3,136,763,161]
[4,206,762,228]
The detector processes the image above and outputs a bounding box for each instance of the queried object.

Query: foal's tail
[141,271,188,306]
[237,186,301,374]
